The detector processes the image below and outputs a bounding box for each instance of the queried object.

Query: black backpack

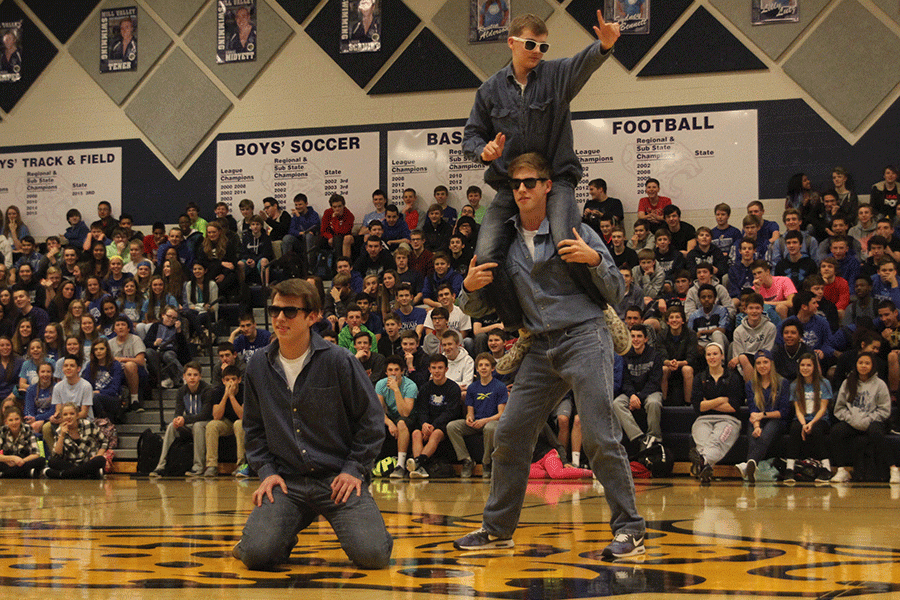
[136,428,163,475]
[163,431,195,477]
[635,442,674,478]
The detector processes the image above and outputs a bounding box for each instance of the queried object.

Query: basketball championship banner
[386,127,487,207]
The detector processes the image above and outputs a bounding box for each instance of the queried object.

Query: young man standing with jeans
[233,279,392,570]
[454,153,645,559]
[462,11,620,371]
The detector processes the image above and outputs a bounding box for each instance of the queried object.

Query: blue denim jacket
[459,218,624,334]
[462,41,611,190]
[243,334,385,482]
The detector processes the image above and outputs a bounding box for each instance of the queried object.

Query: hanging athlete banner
[216,132,380,218]
[752,0,799,24]
[341,0,381,54]
[572,109,758,214]
[0,147,122,238]
[386,127,486,208]
[100,7,137,73]
[469,0,510,44]
[604,0,649,34]
[217,0,257,64]
[0,20,23,82]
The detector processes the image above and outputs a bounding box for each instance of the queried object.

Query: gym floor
[0,476,898,599]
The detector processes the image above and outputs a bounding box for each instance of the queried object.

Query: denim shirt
[242,334,385,482]
[459,218,624,334]
[462,41,611,189]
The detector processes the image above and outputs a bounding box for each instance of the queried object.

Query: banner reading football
[216,132,379,218]
[386,127,486,208]
[572,109,758,213]
[0,147,122,237]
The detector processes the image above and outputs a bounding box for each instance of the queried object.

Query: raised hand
[480,132,506,162]
[593,10,621,51]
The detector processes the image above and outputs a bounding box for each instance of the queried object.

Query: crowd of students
[603,167,900,484]
[2,165,899,483]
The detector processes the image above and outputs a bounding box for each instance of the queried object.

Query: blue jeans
[237,473,393,570]
[482,318,645,539]
[747,419,786,462]
[474,181,596,328]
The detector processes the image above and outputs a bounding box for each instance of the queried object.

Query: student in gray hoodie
[728,293,776,382]
[829,352,891,482]
[683,262,735,320]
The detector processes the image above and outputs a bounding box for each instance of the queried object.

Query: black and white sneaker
[407,457,429,479]
[453,528,514,550]
[602,532,646,559]
[745,459,756,484]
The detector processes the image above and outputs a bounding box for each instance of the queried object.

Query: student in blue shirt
[446,352,507,479]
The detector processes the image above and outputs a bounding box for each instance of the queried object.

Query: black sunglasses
[509,177,549,190]
[511,36,550,53]
[267,305,312,319]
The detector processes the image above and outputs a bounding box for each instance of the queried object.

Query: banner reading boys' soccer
[0,20,23,82]
[752,0,799,24]
[469,0,510,44]
[341,0,381,54]
[217,0,256,63]
[604,0,649,35]
[100,7,137,73]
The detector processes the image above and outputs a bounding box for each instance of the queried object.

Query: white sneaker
[831,467,851,483]
[160,378,175,389]
[736,462,747,479]
[890,466,900,484]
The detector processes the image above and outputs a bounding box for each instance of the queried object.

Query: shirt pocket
[526,98,554,138]
[490,105,516,134]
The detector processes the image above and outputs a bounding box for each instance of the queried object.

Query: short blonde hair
[507,152,550,179]
[510,14,548,37]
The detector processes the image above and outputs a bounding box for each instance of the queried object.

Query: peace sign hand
[593,10,620,51]
[557,228,601,266]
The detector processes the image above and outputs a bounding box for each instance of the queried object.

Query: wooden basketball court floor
[1,476,899,599]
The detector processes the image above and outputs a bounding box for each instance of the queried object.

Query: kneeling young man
[233,279,392,570]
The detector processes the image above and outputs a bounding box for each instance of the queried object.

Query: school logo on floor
[0,503,897,595]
